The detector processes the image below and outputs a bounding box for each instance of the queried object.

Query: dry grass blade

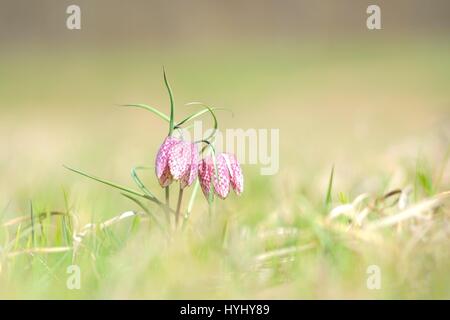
[366,191,450,230]
[71,211,144,262]
[255,243,316,263]
[257,227,300,239]
[328,193,371,221]
[7,246,72,258]
[320,218,386,246]
[2,211,67,228]
[73,211,139,243]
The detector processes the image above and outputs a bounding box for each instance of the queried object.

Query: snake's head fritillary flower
[198,153,244,199]
[155,136,198,188]
[212,153,231,199]
[180,142,199,189]
[155,136,178,187]
[198,156,214,198]
[223,153,244,195]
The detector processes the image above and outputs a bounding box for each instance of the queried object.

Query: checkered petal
[155,136,179,187]
[168,140,191,180]
[213,153,231,199]
[180,143,199,189]
[198,156,214,198]
[226,153,244,195]
[159,166,173,188]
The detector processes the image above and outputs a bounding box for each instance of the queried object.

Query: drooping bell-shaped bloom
[198,156,214,198]
[180,142,199,189]
[155,136,198,188]
[198,153,244,199]
[212,153,231,199]
[223,153,244,195]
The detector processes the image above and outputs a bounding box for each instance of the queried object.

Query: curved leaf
[64,165,147,199]
[131,166,156,198]
[121,104,170,122]
[186,102,218,143]
[163,68,175,135]
[175,106,229,128]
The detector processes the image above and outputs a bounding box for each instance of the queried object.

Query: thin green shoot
[324,165,335,210]
[131,166,156,198]
[163,68,175,136]
[120,104,170,122]
[64,165,149,200]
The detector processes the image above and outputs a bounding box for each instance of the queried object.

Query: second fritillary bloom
[198,153,244,199]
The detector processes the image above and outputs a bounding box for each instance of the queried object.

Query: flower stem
[182,180,199,229]
[165,186,170,225]
[175,186,184,228]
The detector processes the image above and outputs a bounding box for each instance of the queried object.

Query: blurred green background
[0,0,449,299]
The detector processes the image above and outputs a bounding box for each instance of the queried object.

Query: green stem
[183,180,200,228]
[165,186,171,225]
[208,179,215,222]
[175,186,184,228]
[163,68,175,136]
[30,201,35,247]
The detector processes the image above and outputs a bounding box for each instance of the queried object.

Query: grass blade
[3,211,67,228]
[186,102,218,142]
[175,106,228,128]
[121,193,165,231]
[185,180,200,222]
[30,201,35,248]
[63,165,147,199]
[163,68,175,135]
[7,247,72,258]
[131,166,156,198]
[324,165,334,209]
[120,104,170,122]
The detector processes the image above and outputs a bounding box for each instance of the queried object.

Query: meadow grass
[1,160,448,299]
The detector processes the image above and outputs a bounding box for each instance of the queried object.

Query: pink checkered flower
[198,156,214,198]
[155,136,198,188]
[223,153,244,195]
[198,153,244,199]
[180,142,199,189]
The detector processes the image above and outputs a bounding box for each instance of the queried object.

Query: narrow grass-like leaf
[13,224,23,252]
[131,166,156,198]
[163,68,175,135]
[62,189,73,246]
[175,106,228,128]
[38,212,46,246]
[128,215,141,236]
[324,165,335,209]
[121,193,150,215]
[121,193,166,231]
[5,226,35,251]
[7,247,72,258]
[197,139,216,154]
[186,102,218,143]
[184,180,200,223]
[103,227,122,250]
[209,146,219,212]
[338,191,348,204]
[2,211,67,228]
[121,104,170,122]
[64,165,147,199]
[417,171,434,196]
[30,201,35,248]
